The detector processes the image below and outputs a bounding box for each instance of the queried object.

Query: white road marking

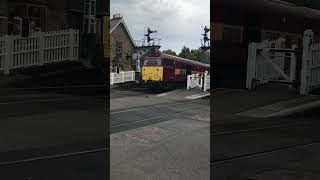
[156,91,176,97]
[185,93,210,100]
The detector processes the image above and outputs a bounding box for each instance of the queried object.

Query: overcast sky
[111,0,210,54]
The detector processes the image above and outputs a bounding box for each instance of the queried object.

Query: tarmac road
[0,84,210,179]
[0,86,108,179]
[110,86,210,179]
[0,150,108,180]
[211,85,320,180]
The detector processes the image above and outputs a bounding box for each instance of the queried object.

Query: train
[213,0,320,88]
[142,51,210,88]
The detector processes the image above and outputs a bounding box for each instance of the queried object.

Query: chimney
[112,13,122,20]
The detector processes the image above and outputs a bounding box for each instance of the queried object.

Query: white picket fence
[187,71,210,91]
[0,29,79,75]
[301,30,320,94]
[246,38,297,90]
[246,29,320,94]
[110,71,136,85]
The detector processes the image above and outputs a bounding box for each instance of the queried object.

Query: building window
[91,1,95,15]
[28,6,43,32]
[222,26,241,43]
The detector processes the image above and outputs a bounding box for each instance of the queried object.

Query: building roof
[110,15,135,47]
[215,0,320,20]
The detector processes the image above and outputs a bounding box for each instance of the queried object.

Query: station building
[110,14,135,72]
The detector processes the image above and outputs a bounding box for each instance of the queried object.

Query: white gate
[0,29,79,75]
[110,71,135,85]
[246,39,297,90]
[187,71,210,91]
[300,30,320,94]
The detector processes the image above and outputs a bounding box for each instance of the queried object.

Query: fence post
[4,35,12,75]
[246,42,257,89]
[121,71,125,83]
[300,29,314,95]
[187,75,191,90]
[110,73,114,85]
[39,32,45,65]
[131,71,135,81]
[69,29,75,61]
[199,74,203,90]
[203,71,208,92]
[75,30,79,61]
[289,44,297,89]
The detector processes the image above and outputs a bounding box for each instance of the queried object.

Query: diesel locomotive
[142,52,210,87]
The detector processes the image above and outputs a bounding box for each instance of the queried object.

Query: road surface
[0,86,108,179]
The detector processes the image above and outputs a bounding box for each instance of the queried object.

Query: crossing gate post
[200,73,203,90]
[110,73,114,85]
[187,75,191,90]
[69,29,75,61]
[246,42,257,89]
[289,44,297,89]
[4,35,12,75]
[131,70,135,81]
[121,71,125,83]
[203,71,208,92]
[38,32,45,65]
[300,29,314,94]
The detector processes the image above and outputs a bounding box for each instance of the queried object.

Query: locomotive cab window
[144,57,162,66]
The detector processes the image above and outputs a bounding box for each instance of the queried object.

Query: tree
[179,46,192,59]
[162,49,177,56]
[178,46,210,64]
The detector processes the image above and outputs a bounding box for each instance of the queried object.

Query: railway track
[211,120,317,136]
[111,106,203,128]
[0,148,108,167]
[212,141,320,165]
[211,117,320,166]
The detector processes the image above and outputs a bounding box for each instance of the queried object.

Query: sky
[111,0,210,54]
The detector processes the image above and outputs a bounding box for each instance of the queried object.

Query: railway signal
[201,26,210,50]
[133,27,161,83]
[145,27,157,44]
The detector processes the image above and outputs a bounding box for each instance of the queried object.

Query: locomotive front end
[142,57,163,81]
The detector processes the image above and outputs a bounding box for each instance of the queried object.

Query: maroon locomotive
[142,51,210,87]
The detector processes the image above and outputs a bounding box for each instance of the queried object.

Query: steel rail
[0,148,108,167]
[111,106,207,128]
[212,121,316,136]
[211,141,320,165]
